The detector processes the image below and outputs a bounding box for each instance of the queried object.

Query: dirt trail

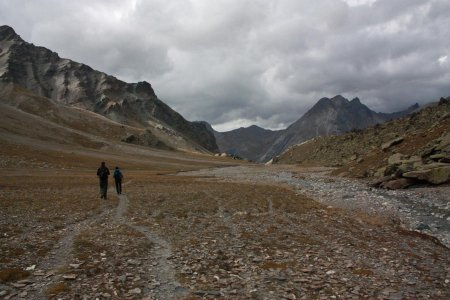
[24,191,115,299]
[114,192,188,299]
[23,181,187,299]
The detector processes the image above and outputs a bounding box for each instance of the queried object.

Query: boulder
[265,158,274,166]
[435,132,450,151]
[388,154,421,165]
[380,178,418,190]
[388,153,406,165]
[397,163,414,174]
[382,137,404,151]
[369,175,394,187]
[440,157,450,163]
[403,165,450,185]
[375,167,386,178]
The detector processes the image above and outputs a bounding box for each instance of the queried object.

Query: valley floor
[1,165,449,299]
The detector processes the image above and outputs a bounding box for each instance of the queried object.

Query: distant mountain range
[0,25,218,153]
[210,95,419,162]
[0,24,424,162]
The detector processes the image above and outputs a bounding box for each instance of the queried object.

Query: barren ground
[1,160,449,300]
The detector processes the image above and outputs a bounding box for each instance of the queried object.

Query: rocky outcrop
[278,97,450,188]
[377,130,450,187]
[0,25,218,153]
[122,130,173,150]
[403,165,450,185]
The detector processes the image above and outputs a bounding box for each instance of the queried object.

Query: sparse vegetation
[0,268,30,282]
[45,282,70,297]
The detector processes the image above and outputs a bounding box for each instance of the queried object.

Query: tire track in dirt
[114,191,188,299]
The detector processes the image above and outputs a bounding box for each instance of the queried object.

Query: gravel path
[181,165,450,248]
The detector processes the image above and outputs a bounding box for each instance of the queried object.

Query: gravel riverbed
[181,165,450,248]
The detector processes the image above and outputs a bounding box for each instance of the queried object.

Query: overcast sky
[1,0,450,131]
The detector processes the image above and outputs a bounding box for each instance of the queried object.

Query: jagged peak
[331,94,347,101]
[132,81,155,96]
[350,97,361,104]
[0,25,23,42]
[317,97,331,103]
[330,95,350,105]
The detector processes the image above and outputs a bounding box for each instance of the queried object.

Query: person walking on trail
[113,166,123,195]
[97,162,110,199]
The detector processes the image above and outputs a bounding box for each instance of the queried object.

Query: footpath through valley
[0,165,449,299]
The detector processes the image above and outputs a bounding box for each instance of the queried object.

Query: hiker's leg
[104,181,108,199]
[99,180,104,198]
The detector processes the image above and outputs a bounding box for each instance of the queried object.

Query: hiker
[113,166,123,195]
[96,162,110,199]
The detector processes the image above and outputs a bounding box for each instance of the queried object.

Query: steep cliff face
[0,25,218,152]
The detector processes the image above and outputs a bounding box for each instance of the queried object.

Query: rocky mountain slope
[0,25,218,153]
[205,123,281,162]
[214,95,418,162]
[277,97,450,188]
[259,95,418,162]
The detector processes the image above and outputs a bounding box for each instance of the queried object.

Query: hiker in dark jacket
[96,162,110,199]
[113,166,123,195]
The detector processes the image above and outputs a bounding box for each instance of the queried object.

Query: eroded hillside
[277,97,450,187]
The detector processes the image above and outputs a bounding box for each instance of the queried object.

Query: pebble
[128,288,141,294]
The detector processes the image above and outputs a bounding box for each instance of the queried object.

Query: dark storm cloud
[1,0,449,131]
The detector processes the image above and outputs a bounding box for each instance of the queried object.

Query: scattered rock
[128,288,141,294]
[382,137,404,151]
[416,224,431,231]
[194,290,222,297]
[126,259,141,266]
[25,265,35,271]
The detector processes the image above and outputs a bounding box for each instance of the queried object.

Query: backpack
[114,169,123,180]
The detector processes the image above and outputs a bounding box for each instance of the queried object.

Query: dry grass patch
[355,211,396,227]
[0,268,30,282]
[260,261,291,270]
[45,282,70,297]
[352,268,374,276]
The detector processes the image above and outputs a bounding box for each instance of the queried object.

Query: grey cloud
[1,0,450,131]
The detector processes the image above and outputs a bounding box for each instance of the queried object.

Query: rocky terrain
[0,25,218,153]
[1,22,449,300]
[277,97,450,188]
[2,160,449,299]
[212,95,418,162]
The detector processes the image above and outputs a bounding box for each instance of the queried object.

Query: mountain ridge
[0,25,218,153]
[213,95,419,162]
